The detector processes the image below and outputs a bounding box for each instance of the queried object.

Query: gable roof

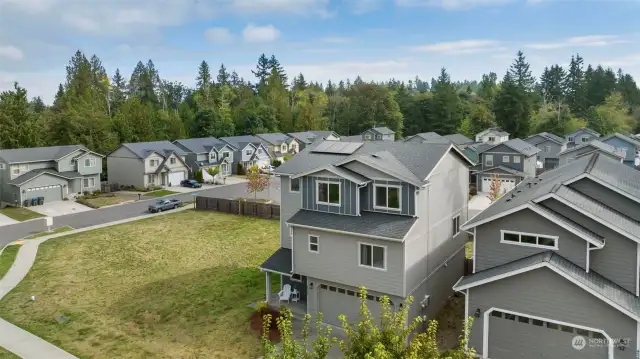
[453,251,640,321]
[369,127,395,135]
[256,133,293,146]
[443,133,474,145]
[405,132,450,144]
[309,131,340,140]
[0,145,96,164]
[568,127,600,137]
[8,169,83,186]
[600,132,640,148]
[287,131,317,144]
[120,141,188,159]
[220,135,263,150]
[173,137,233,154]
[525,132,565,145]
[557,139,623,158]
[474,166,528,178]
[479,138,540,157]
[476,127,509,137]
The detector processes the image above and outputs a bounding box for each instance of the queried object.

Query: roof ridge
[585,152,599,173]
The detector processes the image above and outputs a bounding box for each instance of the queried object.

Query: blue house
[600,133,640,167]
[565,128,600,149]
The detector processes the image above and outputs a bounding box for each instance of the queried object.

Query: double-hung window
[84,158,96,167]
[83,177,95,188]
[374,185,400,210]
[581,137,588,143]
[452,215,460,236]
[245,149,253,156]
[317,181,340,206]
[485,154,494,166]
[170,157,176,164]
[359,243,385,270]
[290,177,300,193]
[501,230,558,249]
[568,136,574,142]
[513,156,521,163]
[281,144,287,152]
[502,155,510,163]
[309,235,319,253]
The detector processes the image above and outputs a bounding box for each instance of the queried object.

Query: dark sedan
[180,179,202,188]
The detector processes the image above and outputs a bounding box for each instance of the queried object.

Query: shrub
[194,169,204,183]
[271,159,282,167]
[283,154,293,162]
[469,184,477,196]
[237,162,245,175]
[207,166,220,176]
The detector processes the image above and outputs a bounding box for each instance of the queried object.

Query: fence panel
[195,197,279,219]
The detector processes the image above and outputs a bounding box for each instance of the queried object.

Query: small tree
[487,174,504,203]
[246,165,270,201]
[271,158,283,167]
[207,166,220,176]
[194,168,204,183]
[262,309,334,359]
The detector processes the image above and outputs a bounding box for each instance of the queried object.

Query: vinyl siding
[9,161,53,181]
[301,175,359,216]
[468,268,636,359]
[567,131,598,148]
[529,139,563,164]
[568,178,640,222]
[292,226,404,296]
[601,136,637,164]
[522,154,537,176]
[541,198,638,294]
[106,146,145,188]
[360,180,416,216]
[280,176,301,249]
[57,153,79,172]
[481,145,524,172]
[76,154,102,176]
[475,208,588,272]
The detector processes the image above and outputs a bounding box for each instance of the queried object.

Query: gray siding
[292,226,404,296]
[601,136,638,165]
[481,145,524,172]
[567,130,598,148]
[301,175,359,216]
[569,178,640,222]
[76,153,103,176]
[107,146,145,188]
[529,138,563,165]
[559,146,621,166]
[475,208,588,272]
[522,154,536,176]
[19,173,68,203]
[9,161,53,181]
[57,154,78,172]
[79,174,101,192]
[280,176,301,249]
[542,198,637,293]
[468,268,636,359]
[360,180,416,216]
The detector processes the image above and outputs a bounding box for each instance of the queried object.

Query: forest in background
[1,50,639,156]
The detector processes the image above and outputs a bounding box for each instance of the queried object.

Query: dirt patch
[434,294,465,350]
[250,307,281,342]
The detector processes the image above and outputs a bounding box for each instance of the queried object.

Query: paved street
[0,178,280,247]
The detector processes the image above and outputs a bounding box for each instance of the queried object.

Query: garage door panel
[25,185,62,203]
[318,285,382,327]
[168,171,184,186]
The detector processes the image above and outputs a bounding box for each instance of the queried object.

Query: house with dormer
[256,133,300,161]
[172,137,236,176]
[454,152,640,359]
[261,139,474,328]
[361,127,396,141]
[475,128,509,144]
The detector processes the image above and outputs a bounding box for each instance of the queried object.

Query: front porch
[265,292,307,318]
[260,247,309,319]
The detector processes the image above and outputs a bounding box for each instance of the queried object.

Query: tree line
[1,50,639,156]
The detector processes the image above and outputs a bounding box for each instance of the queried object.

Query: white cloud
[410,39,503,54]
[395,0,513,10]
[243,24,281,43]
[0,45,24,60]
[524,35,628,50]
[204,27,233,44]
[602,53,640,67]
[228,0,332,17]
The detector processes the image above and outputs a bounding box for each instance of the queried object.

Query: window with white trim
[581,137,588,143]
[568,136,574,142]
[317,181,340,206]
[84,158,96,167]
[374,184,400,210]
[485,154,494,166]
[0,163,5,170]
[488,136,495,142]
[501,230,558,249]
[309,235,319,253]
[83,177,95,188]
[222,152,230,159]
[12,167,19,175]
[359,243,385,270]
[245,149,253,156]
[281,144,287,152]
[513,156,521,163]
[170,157,176,164]
[290,177,300,193]
[502,155,510,163]
[364,134,371,140]
[150,159,157,167]
[257,148,263,154]
[544,145,550,153]
[376,135,382,140]
[452,215,460,236]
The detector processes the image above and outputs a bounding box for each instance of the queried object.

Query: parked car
[148,199,182,213]
[180,179,202,188]
[261,165,275,174]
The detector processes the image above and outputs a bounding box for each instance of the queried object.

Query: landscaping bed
[76,193,131,208]
[0,207,44,222]
[144,189,179,198]
[0,210,280,359]
[0,244,20,280]
[249,303,281,342]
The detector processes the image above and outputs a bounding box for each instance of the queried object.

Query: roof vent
[371,154,380,159]
[527,183,532,188]
[516,190,522,193]
[511,192,516,198]
[505,198,512,202]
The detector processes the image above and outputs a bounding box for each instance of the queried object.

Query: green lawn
[0,210,279,359]
[0,244,20,280]
[144,189,179,198]
[25,226,74,240]
[0,207,45,222]
[79,196,131,208]
[0,347,19,359]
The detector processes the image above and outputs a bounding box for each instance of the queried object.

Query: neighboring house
[565,128,600,148]
[261,139,474,328]
[220,135,272,172]
[474,139,540,194]
[172,137,236,176]
[474,128,509,144]
[557,139,624,166]
[287,131,340,151]
[404,132,450,144]
[0,145,104,206]
[107,141,190,188]
[443,134,475,148]
[599,132,640,167]
[524,132,565,170]
[454,152,640,359]
[309,131,341,141]
[361,127,395,141]
[256,133,300,161]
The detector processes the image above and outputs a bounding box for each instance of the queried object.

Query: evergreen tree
[477,72,498,104]
[252,54,271,87]
[493,73,531,138]
[508,50,535,92]
[268,54,287,85]
[539,64,567,104]
[564,54,587,116]
[217,63,230,86]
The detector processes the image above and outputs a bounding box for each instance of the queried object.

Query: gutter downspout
[289,224,295,274]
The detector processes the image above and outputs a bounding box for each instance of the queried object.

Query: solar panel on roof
[311,140,364,155]
[342,142,364,154]
[312,141,334,152]
[326,142,350,153]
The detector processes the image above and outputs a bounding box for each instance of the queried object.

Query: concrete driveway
[29,201,93,217]
[469,192,492,219]
[0,214,18,226]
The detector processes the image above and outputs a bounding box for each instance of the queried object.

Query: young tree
[487,174,505,203]
[246,165,270,201]
[262,309,334,359]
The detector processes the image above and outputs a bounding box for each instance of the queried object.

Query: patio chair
[278,284,292,303]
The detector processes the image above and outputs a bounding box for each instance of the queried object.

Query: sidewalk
[0,205,192,359]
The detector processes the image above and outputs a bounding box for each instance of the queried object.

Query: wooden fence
[100,181,119,193]
[195,196,280,219]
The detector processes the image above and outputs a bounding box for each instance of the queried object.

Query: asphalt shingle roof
[259,247,292,274]
[478,127,509,137]
[256,133,292,146]
[371,127,395,135]
[525,132,565,145]
[173,137,231,154]
[454,251,640,320]
[443,133,474,145]
[287,210,417,240]
[0,145,89,163]
[8,169,83,185]
[557,139,622,157]
[287,132,317,144]
[568,128,601,137]
[220,135,263,149]
[122,141,187,159]
[480,138,540,157]
[475,166,528,178]
[601,132,640,148]
[405,132,450,144]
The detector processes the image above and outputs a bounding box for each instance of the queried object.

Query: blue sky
[1,0,639,103]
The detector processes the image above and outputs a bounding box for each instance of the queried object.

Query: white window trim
[568,136,574,142]
[358,242,387,271]
[485,154,494,167]
[581,137,588,143]
[170,157,176,164]
[316,180,341,207]
[308,234,319,254]
[281,144,287,152]
[373,184,402,211]
[513,156,521,163]
[488,136,495,142]
[453,214,461,236]
[245,150,253,156]
[289,177,300,193]
[500,230,558,250]
[0,163,5,170]
[364,134,371,140]
[12,168,19,175]
[502,155,510,163]
[84,158,96,167]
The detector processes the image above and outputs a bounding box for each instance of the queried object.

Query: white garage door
[25,185,62,203]
[481,176,516,194]
[318,284,382,327]
[168,171,185,186]
[488,310,608,359]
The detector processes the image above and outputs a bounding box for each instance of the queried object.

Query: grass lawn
[144,189,179,198]
[25,226,74,240]
[0,347,19,359]
[80,196,131,208]
[0,210,279,359]
[0,244,20,280]
[0,207,44,222]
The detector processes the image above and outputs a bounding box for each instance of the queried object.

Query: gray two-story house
[256,133,300,161]
[566,128,600,148]
[362,127,395,141]
[524,132,566,170]
[287,131,341,151]
[219,135,272,172]
[473,138,540,194]
[0,145,104,206]
[454,152,640,359]
[172,137,236,176]
[600,133,640,167]
[107,141,190,188]
[557,139,625,166]
[262,140,474,328]
[475,128,509,144]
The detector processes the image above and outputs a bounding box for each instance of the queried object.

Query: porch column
[265,272,272,302]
